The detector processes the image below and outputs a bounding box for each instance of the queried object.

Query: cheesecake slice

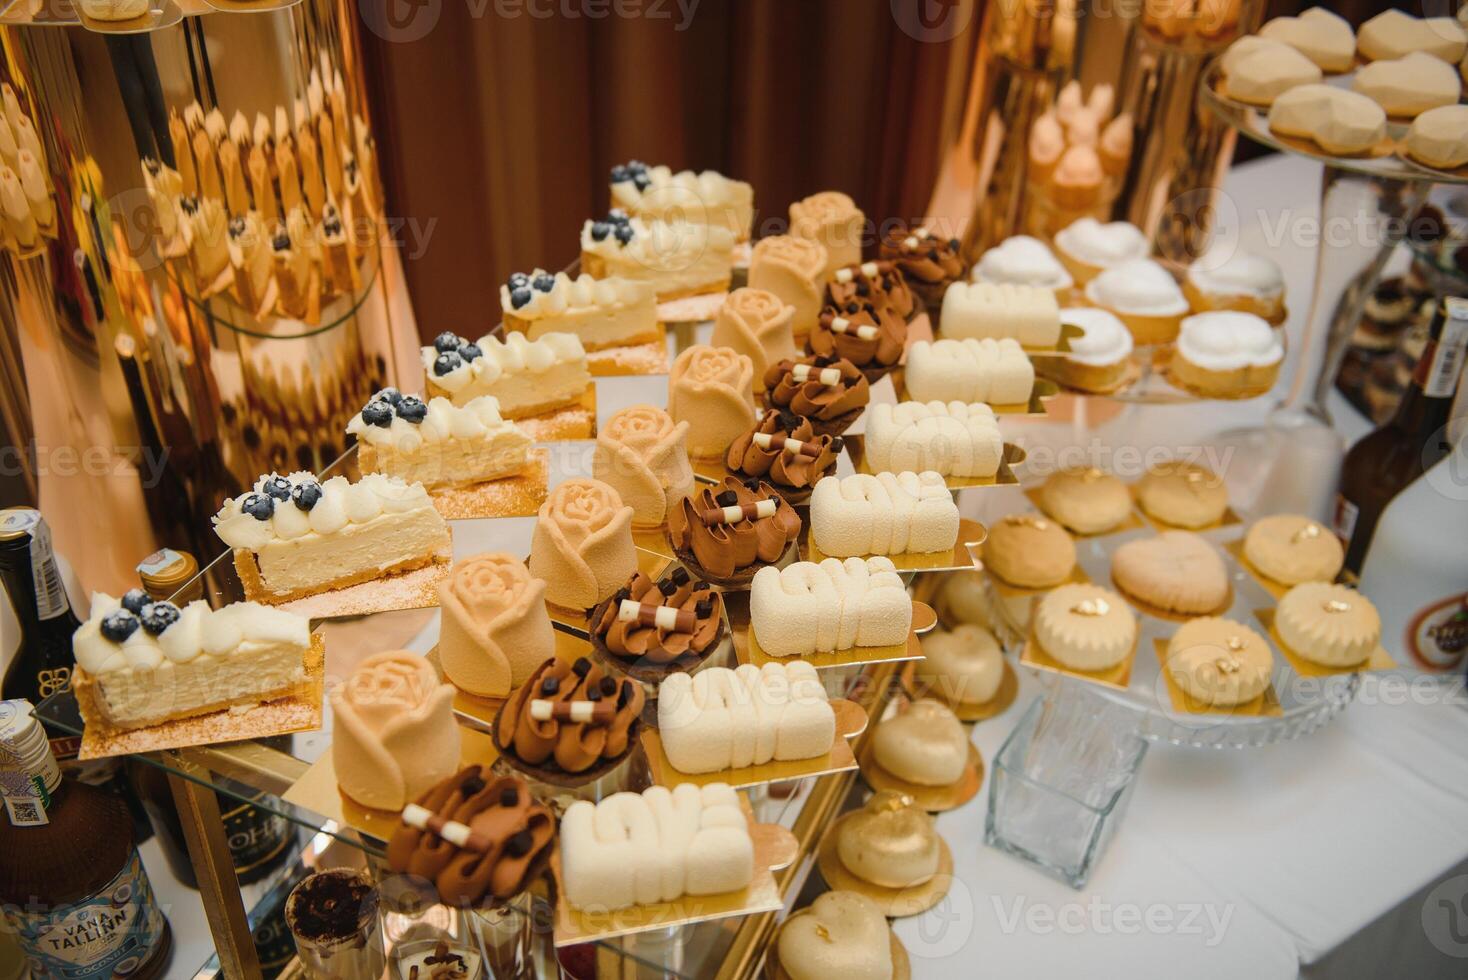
[580,211,735,301]
[608,160,754,241]
[499,269,658,350]
[213,471,451,602]
[422,330,589,417]
[72,591,311,731]
[347,389,532,488]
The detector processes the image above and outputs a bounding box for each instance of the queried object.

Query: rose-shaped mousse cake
[592,405,695,527]
[667,344,757,460]
[809,301,907,383]
[748,235,829,340]
[879,224,967,309]
[332,650,461,812]
[437,553,555,698]
[528,478,637,610]
[709,287,799,391]
[789,190,865,276]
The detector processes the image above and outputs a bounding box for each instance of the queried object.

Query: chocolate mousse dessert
[763,355,870,436]
[825,258,915,321]
[589,567,727,681]
[493,657,645,783]
[879,223,966,309]
[666,476,802,587]
[726,408,841,503]
[807,301,907,383]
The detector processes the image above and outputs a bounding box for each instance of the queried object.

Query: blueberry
[845,301,860,314]
[292,481,323,511]
[608,208,629,223]
[610,164,630,183]
[433,331,463,354]
[396,396,428,423]
[614,223,634,245]
[507,271,530,288]
[510,286,533,309]
[505,830,534,858]
[457,342,482,362]
[121,589,151,615]
[139,601,180,636]
[101,610,139,643]
[628,159,646,172]
[633,174,650,192]
[374,387,404,406]
[532,273,555,292]
[590,222,611,242]
[262,475,292,501]
[242,493,275,520]
[433,351,463,377]
[361,401,394,427]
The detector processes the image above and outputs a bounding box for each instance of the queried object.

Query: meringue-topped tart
[1169,311,1283,398]
[1040,308,1133,393]
[1084,257,1189,344]
[972,234,1073,293]
[213,471,451,602]
[1052,217,1149,286]
[347,388,531,488]
[72,590,310,731]
[423,330,590,417]
[499,268,659,350]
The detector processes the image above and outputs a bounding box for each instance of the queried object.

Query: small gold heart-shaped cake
[872,699,971,787]
[837,791,941,889]
[918,624,1005,705]
[1112,531,1229,614]
[778,891,893,980]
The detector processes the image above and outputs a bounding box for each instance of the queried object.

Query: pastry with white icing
[213,471,450,602]
[1220,37,1322,106]
[592,405,694,527]
[1037,466,1132,535]
[667,344,757,460]
[581,212,735,301]
[1267,85,1387,156]
[1136,460,1229,528]
[872,699,971,787]
[423,330,590,417]
[903,337,1035,406]
[1358,9,1467,63]
[500,269,658,351]
[777,892,893,980]
[750,557,911,656]
[1034,584,1137,671]
[1353,52,1460,118]
[835,791,942,889]
[1275,582,1381,667]
[1052,217,1150,286]
[940,281,1062,347]
[1406,105,1468,169]
[1084,257,1189,344]
[865,401,1003,479]
[71,592,309,731]
[1169,311,1283,397]
[609,161,754,240]
[1165,618,1274,707]
[1184,248,1286,323]
[972,235,1074,294]
[1244,514,1345,585]
[1040,308,1133,392]
[1258,8,1356,73]
[1112,531,1230,614]
[559,783,754,911]
[789,190,864,276]
[810,471,960,557]
[918,624,1005,705]
[348,390,531,489]
[657,662,835,774]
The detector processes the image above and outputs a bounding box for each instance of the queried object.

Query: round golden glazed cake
[1276,582,1380,667]
[1135,461,1229,528]
[1243,514,1344,585]
[872,699,971,787]
[777,891,894,980]
[1111,531,1230,615]
[984,514,1076,588]
[1034,583,1137,671]
[1039,466,1133,535]
[1165,617,1274,707]
[917,623,1004,705]
[836,791,942,889]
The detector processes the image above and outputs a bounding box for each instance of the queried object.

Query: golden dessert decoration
[528,478,637,611]
[437,554,555,698]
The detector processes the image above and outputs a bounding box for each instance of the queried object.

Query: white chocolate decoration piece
[828,316,880,341]
[791,363,843,386]
[657,662,835,773]
[810,471,960,557]
[749,557,912,656]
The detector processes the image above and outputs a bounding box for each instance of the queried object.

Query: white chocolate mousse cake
[560,783,754,911]
[1220,37,1322,105]
[423,330,590,417]
[71,592,310,731]
[1275,582,1381,667]
[811,471,960,557]
[1405,105,1468,170]
[871,699,970,787]
[1243,514,1344,585]
[347,389,532,489]
[903,337,1035,405]
[658,662,836,774]
[1353,52,1461,119]
[213,471,451,602]
[1165,618,1274,707]
[750,557,912,657]
[865,401,1003,479]
[972,235,1073,293]
[1267,85,1387,156]
[1357,9,1467,63]
[499,269,658,350]
[1038,466,1132,535]
[1034,584,1137,671]
[1052,217,1150,286]
[609,160,754,241]
[1112,531,1230,615]
[835,791,941,889]
[1258,7,1356,73]
[939,282,1062,347]
[580,211,735,301]
[917,624,1005,705]
[1169,311,1283,398]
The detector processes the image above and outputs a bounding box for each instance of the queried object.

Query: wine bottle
[1335,296,1468,577]
[0,508,82,706]
[0,699,173,979]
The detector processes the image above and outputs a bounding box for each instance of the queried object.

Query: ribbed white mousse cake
[939,281,1061,347]
[810,471,960,557]
[865,401,1003,479]
[422,330,589,416]
[903,337,1035,405]
[749,557,912,656]
[71,590,310,731]
[1275,582,1380,667]
[213,471,450,601]
[609,160,754,241]
[657,662,835,774]
[580,211,736,301]
[499,269,658,350]
[560,783,754,912]
[346,389,531,489]
[1034,583,1136,671]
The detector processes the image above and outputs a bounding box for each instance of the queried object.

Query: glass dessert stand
[1196,62,1464,518]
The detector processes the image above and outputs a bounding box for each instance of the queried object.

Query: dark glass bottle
[0,508,82,705]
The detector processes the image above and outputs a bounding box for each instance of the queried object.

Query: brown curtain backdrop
[359,0,979,338]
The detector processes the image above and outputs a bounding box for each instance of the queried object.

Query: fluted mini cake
[668,345,757,460]
[726,409,841,498]
[879,224,966,309]
[1034,584,1137,671]
[590,567,725,669]
[658,662,835,774]
[592,405,695,527]
[810,471,960,557]
[1275,583,1380,667]
[1243,514,1343,585]
[438,553,555,697]
[790,191,864,276]
[826,260,916,323]
[528,478,637,610]
[940,282,1061,347]
[1165,618,1273,707]
[667,477,802,585]
[750,557,911,657]
[865,401,1003,479]
[495,655,645,776]
[348,389,531,489]
[580,211,735,301]
[749,235,829,340]
[423,330,590,417]
[499,269,658,351]
[809,302,906,383]
[560,783,754,912]
[903,338,1035,406]
[213,471,451,602]
[609,161,754,241]
[72,592,310,732]
[709,288,799,390]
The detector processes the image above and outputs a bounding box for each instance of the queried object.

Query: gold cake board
[814,814,955,918]
[843,436,1028,489]
[857,740,984,813]
[426,449,549,520]
[802,519,987,572]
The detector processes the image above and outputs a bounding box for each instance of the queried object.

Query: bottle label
[1422,313,1468,399]
[1332,494,1359,544]
[1406,592,1468,672]
[134,548,183,579]
[3,848,165,979]
[222,798,293,874]
[11,514,70,622]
